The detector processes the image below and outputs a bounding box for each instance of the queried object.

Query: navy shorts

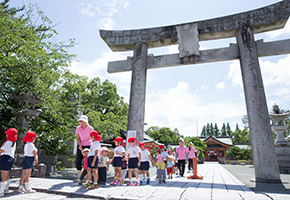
[88,156,98,169]
[0,155,15,170]
[139,161,149,170]
[22,156,34,169]
[128,157,139,169]
[112,157,122,167]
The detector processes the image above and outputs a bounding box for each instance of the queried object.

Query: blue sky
[9,0,290,137]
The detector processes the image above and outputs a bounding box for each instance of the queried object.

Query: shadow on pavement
[250,182,290,194]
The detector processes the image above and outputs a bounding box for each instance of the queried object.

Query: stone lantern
[269,104,290,146]
[269,104,290,173]
[11,93,41,131]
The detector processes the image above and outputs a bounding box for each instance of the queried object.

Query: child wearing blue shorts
[127,137,141,186]
[138,142,155,185]
[0,128,18,196]
[110,137,125,186]
[84,131,101,189]
[18,131,38,194]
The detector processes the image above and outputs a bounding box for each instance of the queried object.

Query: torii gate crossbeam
[100,0,290,183]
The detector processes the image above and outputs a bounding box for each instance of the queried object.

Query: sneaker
[159,180,162,184]
[110,179,117,185]
[26,188,36,193]
[113,179,120,186]
[116,179,122,186]
[146,178,150,184]
[84,182,93,188]
[139,179,143,185]
[17,187,25,194]
[88,184,99,189]
[127,181,134,186]
[134,181,140,186]
[162,179,166,183]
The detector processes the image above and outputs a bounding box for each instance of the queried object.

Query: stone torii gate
[100,0,290,182]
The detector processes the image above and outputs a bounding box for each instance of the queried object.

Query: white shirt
[140,149,150,162]
[1,141,16,158]
[114,145,125,157]
[24,142,37,157]
[160,151,168,161]
[88,141,100,156]
[127,145,141,158]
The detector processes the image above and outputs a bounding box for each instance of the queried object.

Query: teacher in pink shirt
[175,138,188,177]
[188,142,197,172]
[75,115,93,179]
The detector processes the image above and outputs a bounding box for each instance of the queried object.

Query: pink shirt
[188,146,196,158]
[176,145,188,160]
[76,125,93,146]
[83,156,88,170]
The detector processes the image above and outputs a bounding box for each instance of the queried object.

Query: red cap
[22,131,38,143]
[128,136,137,143]
[159,144,165,149]
[90,131,101,141]
[114,137,124,146]
[139,141,149,150]
[168,150,172,153]
[95,135,102,142]
[5,128,18,136]
[90,130,99,137]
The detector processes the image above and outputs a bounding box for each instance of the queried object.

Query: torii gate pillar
[127,43,148,143]
[236,27,280,182]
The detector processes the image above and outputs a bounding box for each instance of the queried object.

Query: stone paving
[5,163,290,200]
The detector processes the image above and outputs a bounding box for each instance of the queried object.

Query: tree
[213,123,220,136]
[231,128,250,144]
[0,1,129,154]
[184,137,207,159]
[221,123,226,136]
[235,123,240,131]
[206,123,211,136]
[226,122,232,136]
[226,146,251,160]
[146,126,181,147]
[201,126,206,137]
[0,1,75,139]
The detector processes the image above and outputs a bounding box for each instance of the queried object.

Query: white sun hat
[78,115,88,124]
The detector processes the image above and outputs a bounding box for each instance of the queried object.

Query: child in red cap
[138,142,155,185]
[84,131,101,189]
[18,131,38,194]
[127,136,141,186]
[110,137,125,186]
[0,128,18,196]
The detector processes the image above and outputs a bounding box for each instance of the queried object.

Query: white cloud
[145,81,246,137]
[78,0,131,29]
[228,55,290,87]
[69,51,132,102]
[216,81,225,90]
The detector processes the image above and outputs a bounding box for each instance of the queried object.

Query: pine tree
[214,123,220,136]
[210,123,214,136]
[201,126,206,136]
[206,123,210,136]
[226,122,232,136]
[235,123,240,132]
[221,123,227,136]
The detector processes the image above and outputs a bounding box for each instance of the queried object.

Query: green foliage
[0,1,128,155]
[231,128,250,144]
[226,146,251,160]
[184,137,207,158]
[221,123,226,136]
[146,126,182,147]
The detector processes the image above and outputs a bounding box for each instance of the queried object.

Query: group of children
[1,128,197,194]
[0,128,38,196]
[77,135,192,188]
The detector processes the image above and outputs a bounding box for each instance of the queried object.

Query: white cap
[78,115,88,124]
[189,142,193,145]
[179,138,184,142]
